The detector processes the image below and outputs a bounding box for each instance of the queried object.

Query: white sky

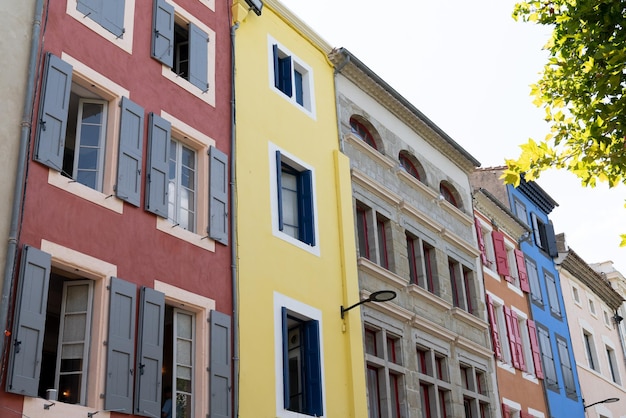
[279,0,626,274]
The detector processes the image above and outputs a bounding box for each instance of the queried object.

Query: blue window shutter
[210,310,232,418]
[209,146,229,245]
[276,151,284,232]
[299,170,315,246]
[294,70,303,106]
[116,96,144,207]
[272,44,281,90]
[279,56,292,97]
[189,22,209,92]
[5,246,51,397]
[104,277,137,413]
[135,287,165,418]
[34,53,72,172]
[303,320,322,416]
[152,0,174,67]
[101,0,125,37]
[145,113,171,218]
[281,308,290,409]
[545,221,558,257]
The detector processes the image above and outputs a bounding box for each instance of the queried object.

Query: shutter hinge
[103,340,107,346]
[100,393,105,399]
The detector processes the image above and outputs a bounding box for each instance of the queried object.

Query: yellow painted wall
[234,1,367,417]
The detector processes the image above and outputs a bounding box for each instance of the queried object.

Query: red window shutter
[515,249,530,292]
[474,217,488,265]
[527,319,544,379]
[486,294,502,360]
[504,306,520,369]
[492,230,510,279]
[511,311,526,371]
[520,412,533,418]
[502,404,512,418]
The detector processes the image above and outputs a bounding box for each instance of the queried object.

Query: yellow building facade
[233,1,368,417]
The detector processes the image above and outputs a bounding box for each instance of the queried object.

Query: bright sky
[279,0,626,274]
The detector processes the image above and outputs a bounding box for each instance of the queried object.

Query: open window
[270,40,314,113]
[35,53,144,206]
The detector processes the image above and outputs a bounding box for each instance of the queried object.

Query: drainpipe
[230,17,240,418]
[331,49,350,153]
[0,0,45,363]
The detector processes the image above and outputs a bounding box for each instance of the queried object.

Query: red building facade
[1,1,232,417]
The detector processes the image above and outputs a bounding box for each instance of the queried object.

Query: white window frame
[273,292,326,418]
[160,1,216,107]
[66,0,136,53]
[511,307,538,381]
[479,221,496,274]
[268,143,319,256]
[582,327,600,372]
[267,35,316,119]
[155,111,216,252]
[571,284,581,306]
[168,139,197,232]
[488,293,513,370]
[171,308,195,417]
[72,98,108,192]
[505,240,522,293]
[588,295,598,317]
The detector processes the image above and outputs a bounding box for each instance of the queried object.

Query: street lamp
[583,397,619,409]
[340,290,397,319]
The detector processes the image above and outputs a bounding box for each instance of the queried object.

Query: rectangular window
[424,242,437,294]
[525,258,543,306]
[589,298,597,316]
[485,295,510,364]
[376,215,390,270]
[606,346,621,384]
[407,233,419,284]
[572,286,581,304]
[282,309,323,416]
[448,258,475,314]
[530,213,557,257]
[556,337,576,399]
[366,326,404,418]
[357,204,371,260]
[270,40,314,113]
[274,149,316,247]
[168,140,197,232]
[459,364,491,418]
[513,198,528,226]
[583,331,599,371]
[537,326,558,390]
[69,0,134,53]
[545,272,561,318]
[416,345,451,418]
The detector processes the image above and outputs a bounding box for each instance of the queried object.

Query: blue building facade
[508,179,584,417]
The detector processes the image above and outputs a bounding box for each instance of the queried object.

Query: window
[525,258,543,306]
[350,116,377,149]
[272,148,316,248]
[513,198,528,226]
[572,286,581,304]
[530,213,557,257]
[357,204,371,260]
[474,219,495,270]
[163,307,195,418]
[588,298,597,316]
[168,140,197,232]
[416,345,451,418]
[606,346,621,384]
[486,295,511,364]
[270,40,313,112]
[459,363,491,418]
[405,232,438,294]
[583,330,599,371]
[448,258,476,314]
[275,296,324,418]
[556,337,576,398]
[439,182,458,207]
[545,272,561,318]
[398,151,423,181]
[603,310,611,327]
[151,0,215,105]
[67,0,134,53]
[365,327,404,418]
[35,53,143,206]
[376,215,391,270]
[537,325,558,390]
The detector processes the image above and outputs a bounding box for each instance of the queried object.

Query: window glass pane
[281,170,299,238]
[367,366,381,418]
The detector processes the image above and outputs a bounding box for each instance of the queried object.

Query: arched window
[440,182,458,207]
[350,116,377,149]
[398,152,420,181]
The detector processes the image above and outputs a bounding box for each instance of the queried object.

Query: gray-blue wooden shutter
[34,53,72,172]
[101,0,126,37]
[152,0,174,67]
[303,320,322,416]
[209,146,228,245]
[545,221,558,257]
[276,151,284,232]
[146,113,171,218]
[5,246,51,396]
[76,0,101,22]
[299,170,315,246]
[189,22,209,92]
[116,96,144,207]
[104,276,137,413]
[135,287,165,418]
[210,310,232,418]
[281,307,290,409]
